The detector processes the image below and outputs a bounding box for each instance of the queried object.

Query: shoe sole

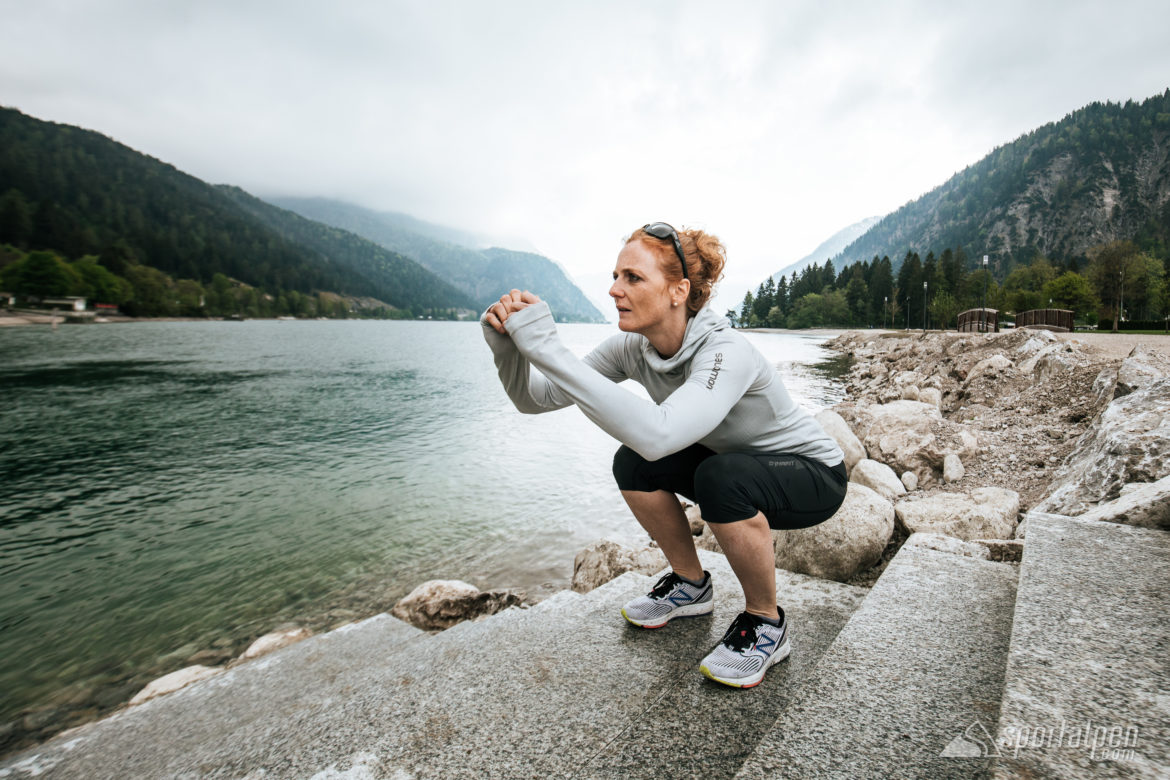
[700,636,792,688]
[621,599,714,629]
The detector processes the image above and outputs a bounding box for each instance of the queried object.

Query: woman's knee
[612,444,645,490]
[693,454,759,523]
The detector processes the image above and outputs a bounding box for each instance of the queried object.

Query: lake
[0,319,847,741]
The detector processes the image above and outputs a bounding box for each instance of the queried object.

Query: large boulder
[894,487,1020,541]
[390,580,522,631]
[849,458,906,501]
[571,539,667,593]
[1036,377,1170,515]
[772,483,895,582]
[844,400,976,486]
[1074,475,1170,530]
[964,354,1013,385]
[1114,344,1170,398]
[815,408,866,474]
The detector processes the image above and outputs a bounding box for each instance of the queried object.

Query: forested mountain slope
[834,90,1170,270]
[0,107,471,312]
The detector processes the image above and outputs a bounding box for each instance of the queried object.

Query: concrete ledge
[993,512,1170,779]
[736,544,1019,779]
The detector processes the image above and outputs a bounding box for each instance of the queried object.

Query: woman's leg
[620,489,703,582]
[695,452,847,621]
[704,511,778,620]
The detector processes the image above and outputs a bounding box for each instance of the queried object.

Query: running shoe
[620,570,713,628]
[699,609,791,688]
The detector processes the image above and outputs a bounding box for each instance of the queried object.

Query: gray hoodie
[481,301,844,466]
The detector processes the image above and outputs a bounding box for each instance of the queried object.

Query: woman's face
[610,239,678,334]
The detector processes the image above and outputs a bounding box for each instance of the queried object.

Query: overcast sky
[3,0,1169,317]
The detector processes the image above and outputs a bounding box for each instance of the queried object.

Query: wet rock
[815,408,865,474]
[904,532,991,559]
[773,483,894,582]
[943,453,965,483]
[238,627,313,662]
[129,665,221,706]
[1036,378,1170,515]
[849,458,906,501]
[894,487,1020,541]
[1074,474,1170,530]
[390,580,522,631]
[186,648,233,667]
[570,540,667,594]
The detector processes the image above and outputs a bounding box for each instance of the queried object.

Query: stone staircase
[1,512,1166,779]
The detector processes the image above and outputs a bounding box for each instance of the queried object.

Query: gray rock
[1073,474,1170,530]
[964,354,1013,384]
[894,487,1020,540]
[390,579,522,631]
[849,458,906,501]
[847,400,977,486]
[570,539,667,593]
[918,387,942,408]
[129,665,221,706]
[773,483,894,582]
[900,385,920,401]
[1036,377,1170,515]
[900,471,918,491]
[1115,343,1170,398]
[237,627,312,662]
[815,408,866,475]
[942,453,965,483]
[903,531,991,559]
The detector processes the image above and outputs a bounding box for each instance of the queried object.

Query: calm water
[0,320,845,732]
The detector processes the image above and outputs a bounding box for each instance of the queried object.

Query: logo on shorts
[706,352,724,390]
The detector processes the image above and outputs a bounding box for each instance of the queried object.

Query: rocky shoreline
[572,327,1170,592]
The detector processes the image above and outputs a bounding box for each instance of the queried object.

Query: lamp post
[981,254,989,332]
[884,296,888,330]
[923,281,928,332]
[905,295,909,330]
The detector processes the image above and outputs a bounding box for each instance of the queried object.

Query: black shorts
[612,443,848,531]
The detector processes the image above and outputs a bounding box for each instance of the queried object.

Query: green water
[0,319,845,744]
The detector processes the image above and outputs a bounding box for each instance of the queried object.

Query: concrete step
[992,512,1170,779]
[0,551,868,779]
[578,549,868,780]
[735,543,1020,780]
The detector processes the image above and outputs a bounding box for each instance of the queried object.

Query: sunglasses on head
[642,222,688,280]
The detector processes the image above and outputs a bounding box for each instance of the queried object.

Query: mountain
[268,197,606,323]
[771,215,882,281]
[832,89,1170,270]
[0,107,473,313]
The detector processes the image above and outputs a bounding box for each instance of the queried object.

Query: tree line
[730,241,1168,331]
[0,243,462,320]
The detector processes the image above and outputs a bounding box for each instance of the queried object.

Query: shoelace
[720,612,762,653]
[648,571,685,599]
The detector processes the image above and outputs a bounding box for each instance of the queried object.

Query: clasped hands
[485,289,541,335]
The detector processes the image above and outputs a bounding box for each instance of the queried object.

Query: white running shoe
[700,609,791,688]
[620,570,714,628]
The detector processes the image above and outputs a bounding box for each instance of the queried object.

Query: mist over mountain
[269,197,605,323]
[771,215,882,281]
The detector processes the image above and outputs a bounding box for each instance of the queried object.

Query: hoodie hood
[639,305,729,374]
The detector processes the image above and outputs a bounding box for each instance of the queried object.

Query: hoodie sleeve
[501,301,754,461]
[480,307,628,414]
